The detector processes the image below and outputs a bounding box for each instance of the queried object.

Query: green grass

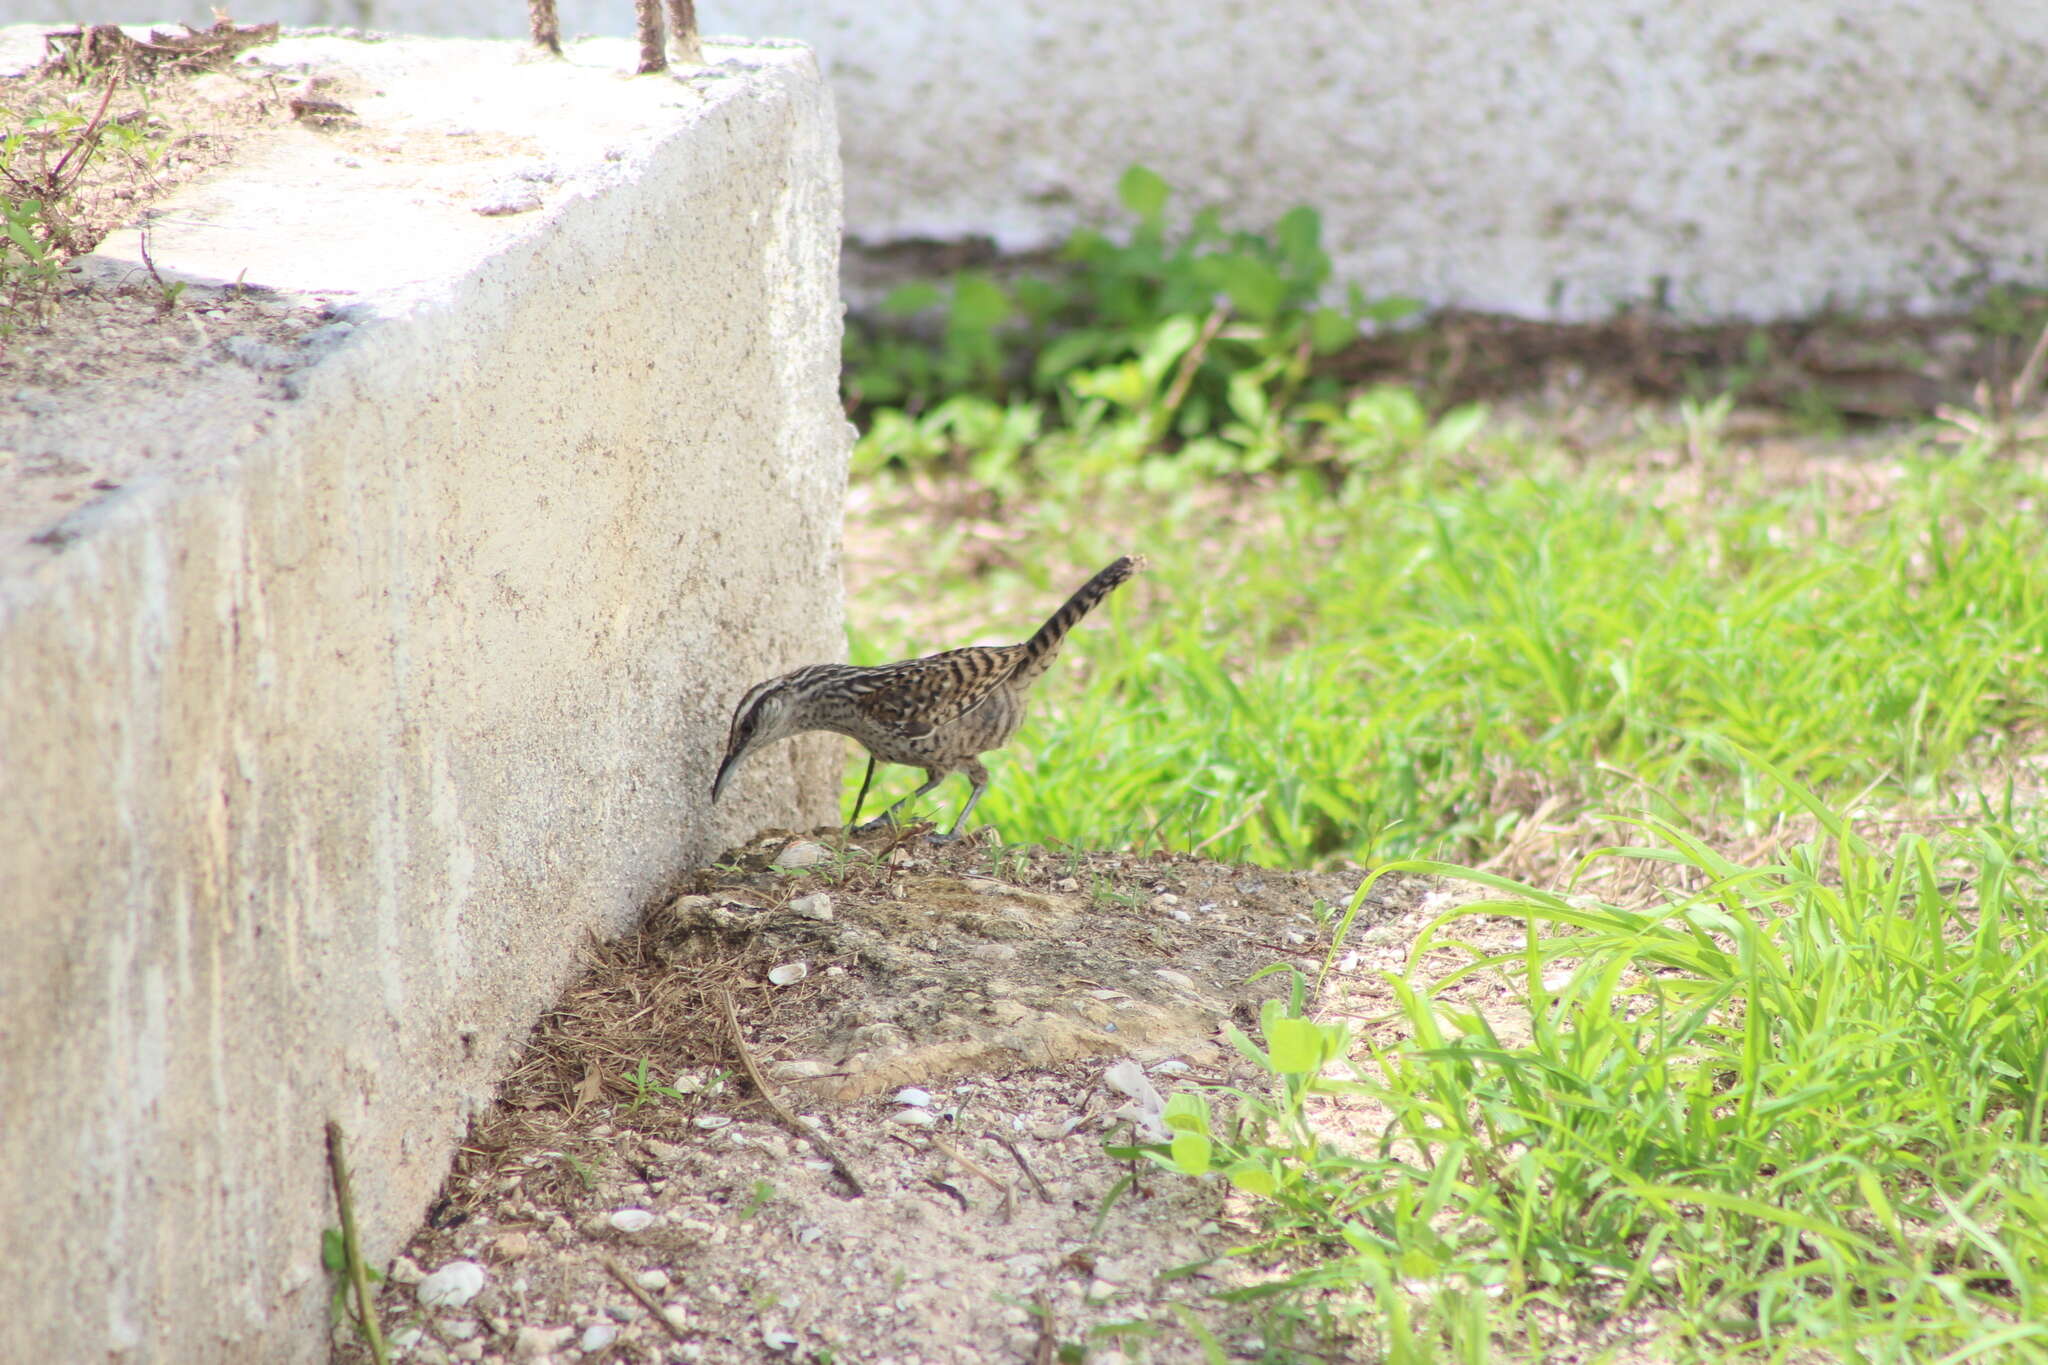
[1141,769,2048,1361]
[849,437,2048,865]
[838,169,2048,1360]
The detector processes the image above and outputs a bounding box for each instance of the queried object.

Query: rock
[608,1208,655,1232]
[511,1323,573,1359]
[416,1260,487,1309]
[762,1325,799,1350]
[579,1324,618,1353]
[450,1340,485,1362]
[636,1268,670,1291]
[890,1108,937,1127]
[492,1232,531,1260]
[772,840,829,869]
[473,187,543,216]
[1153,969,1197,990]
[442,1318,480,1340]
[693,1113,733,1130]
[1151,1059,1192,1075]
[894,1087,933,1108]
[605,1302,644,1323]
[788,892,833,920]
[388,1255,427,1285]
[389,1325,425,1350]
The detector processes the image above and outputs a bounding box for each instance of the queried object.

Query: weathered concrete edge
[0,43,847,1362]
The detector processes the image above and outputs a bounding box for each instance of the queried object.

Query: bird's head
[710,671,809,802]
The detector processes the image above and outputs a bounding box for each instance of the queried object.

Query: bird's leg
[846,754,878,832]
[931,760,990,843]
[854,768,948,835]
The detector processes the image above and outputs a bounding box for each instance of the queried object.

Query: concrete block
[0,32,848,1361]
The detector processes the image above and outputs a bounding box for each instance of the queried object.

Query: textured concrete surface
[4,2,2041,319]
[0,32,847,1362]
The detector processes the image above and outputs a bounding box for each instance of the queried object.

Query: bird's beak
[710,748,740,802]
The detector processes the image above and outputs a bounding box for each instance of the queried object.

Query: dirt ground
[329,828,1501,1365]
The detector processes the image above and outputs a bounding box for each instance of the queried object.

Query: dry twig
[717,988,866,1196]
[599,1251,690,1348]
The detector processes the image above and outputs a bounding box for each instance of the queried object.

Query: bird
[710,555,1145,840]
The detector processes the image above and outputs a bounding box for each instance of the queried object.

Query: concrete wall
[0,32,848,1361]
[4,2,2043,320]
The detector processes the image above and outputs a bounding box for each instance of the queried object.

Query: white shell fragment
[693,1114,734,1131]
[890,1108,938,1127]
[581,1324,620,1352]
[415,1259,487,1309]
[608,1208,655,1232]
[772,841,830,869]
[894,1087,934,1108]
[767,962,809,986]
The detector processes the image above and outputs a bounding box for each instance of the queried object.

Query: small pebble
[772,840,829,869]
[788,892,833,920]
[1153,969,1197,990]
[442,1318,480,1340]
[890,1108,938,1127]
[609,1208,655,1233]
[636,1268,670,1291]
[579,1324,618,1353]
[1168,909,1192,922]
[767,962,809,986]
[693,1114,733,1130]
[473,188,543,216]
[511,1323,573,1359]
[416,1260,486,1309]
[894,1087,933,1108]
[1151,1059,1192,1075]
[388,1255,427,1285]
[763,1326,799,1350]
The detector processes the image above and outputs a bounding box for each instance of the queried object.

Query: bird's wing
[848,645,1021,738]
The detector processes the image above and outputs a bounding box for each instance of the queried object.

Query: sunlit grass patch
[847,441,2048,866]
[1140,769,2048,1360]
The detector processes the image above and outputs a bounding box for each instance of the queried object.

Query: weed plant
[1137,768,2048,1360]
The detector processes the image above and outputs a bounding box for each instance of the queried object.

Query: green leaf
[1163,1091,1212,1134]
[948,271,1012,334]
[1118,165,1171,225]
[1224,1160,1277,1196]
[321,1227,346,1274]
[880,281,944,315]
[1168,1131,1213,1175]
[1264,1016,1324,1075]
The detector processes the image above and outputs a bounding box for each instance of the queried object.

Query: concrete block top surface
[0,29,824,573]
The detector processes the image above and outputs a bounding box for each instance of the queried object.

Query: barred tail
[1014,554,1145,683]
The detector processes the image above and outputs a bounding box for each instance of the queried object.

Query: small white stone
[416,1260,486,1309]
[442,1318,480,1340]
[694,1113,733,1130]
[894,1087,933,1107]
[890,1108,938,1127]
[1151,1059,1192,1075]
[636,1268,670,1291]
[767,962,809,986]
[1156,892,1181,906]
[789,892,834,920]
[1153,969,1197,990]
[1168,909,1192,922]
[512,1323,573,1359]
[389,1326,424,1350]
[763,1326,799,1350]
[1284,930,1309,945]
[388,1255,427,1285]
[579,1323,618,1353]
[772,840,830,869]
[609,1208,655,1233]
